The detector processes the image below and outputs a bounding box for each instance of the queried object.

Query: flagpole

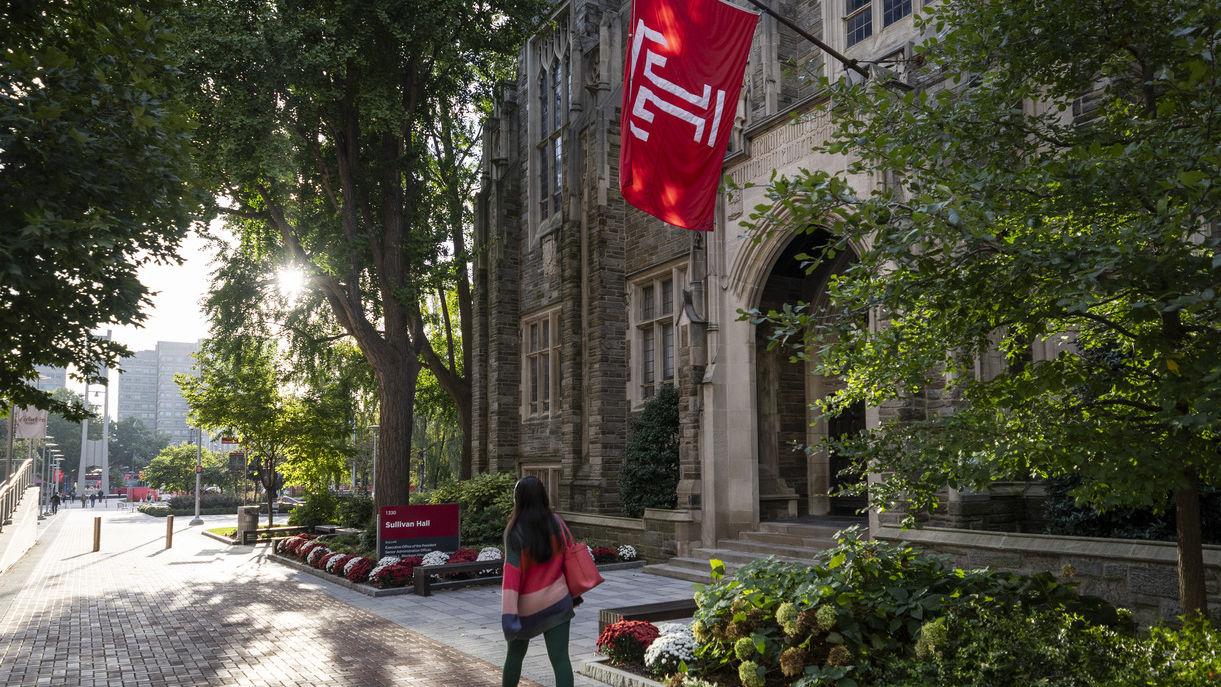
[739,0,871,79]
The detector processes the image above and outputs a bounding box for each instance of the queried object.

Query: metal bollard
[93,516,101,552]
[165,514,174,548]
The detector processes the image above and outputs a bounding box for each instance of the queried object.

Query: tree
[173,0,542,509]
[143,444,226,494]
[750,0,1220,617]
[180,336,351,526]
[0,1,204,418]
[109,417,170,474]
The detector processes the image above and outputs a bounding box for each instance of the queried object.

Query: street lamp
[40,439,56,517]
[190,427,204,526]
[368,424,379,498]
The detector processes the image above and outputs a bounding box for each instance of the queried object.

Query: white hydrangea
[343,556,365,576]
[421,550,450,567]
[644,627,697,677]
[617,544,638,561]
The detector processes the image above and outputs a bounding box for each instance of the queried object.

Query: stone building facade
[472,0,1044,552]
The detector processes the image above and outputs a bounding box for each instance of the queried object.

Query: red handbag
[557,516,604,597]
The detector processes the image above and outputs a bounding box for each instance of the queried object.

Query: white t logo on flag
[627,19,727,148]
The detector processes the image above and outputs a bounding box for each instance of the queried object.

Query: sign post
[377,504,459,560]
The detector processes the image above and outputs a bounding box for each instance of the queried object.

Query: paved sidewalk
[0,508,701,687]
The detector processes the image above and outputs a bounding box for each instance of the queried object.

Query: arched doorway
[754,230,865,520]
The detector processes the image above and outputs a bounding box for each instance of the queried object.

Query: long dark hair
[505,476,561,563]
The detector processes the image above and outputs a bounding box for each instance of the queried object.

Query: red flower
[345,557,376,583]
[591,546,619,564]
[374,564,415,588]
[596,620,660,665]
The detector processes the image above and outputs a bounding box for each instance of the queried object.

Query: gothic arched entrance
[754,230,865,520]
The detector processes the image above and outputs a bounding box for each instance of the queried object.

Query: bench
[413,559,505,596]
[598,599,698,634]
[241,525,308,545]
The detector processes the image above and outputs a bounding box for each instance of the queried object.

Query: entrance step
[643,519,863,584]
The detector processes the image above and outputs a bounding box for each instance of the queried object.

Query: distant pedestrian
[80,493,87,509]
[89,492,96,508]
[500,476,576,687]
[97,489,106,507]
[50,493,60,514]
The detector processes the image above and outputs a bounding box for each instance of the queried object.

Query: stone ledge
[876,525,1221,566]
[559,511,646,531]
[579,656,663,687]
[643,508,696,523]
[267,551,412,597]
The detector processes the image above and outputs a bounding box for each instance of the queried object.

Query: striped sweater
[501,515,574,641]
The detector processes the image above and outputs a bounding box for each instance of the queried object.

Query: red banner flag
[619,0,758,231]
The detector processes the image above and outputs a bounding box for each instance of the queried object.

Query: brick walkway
[0,508,544,687]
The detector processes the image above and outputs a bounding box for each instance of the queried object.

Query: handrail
[0,458,35,531]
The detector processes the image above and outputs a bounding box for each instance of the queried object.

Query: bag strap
[555,513,574,547]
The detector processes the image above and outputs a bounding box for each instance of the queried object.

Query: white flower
[617,544,638,561]
[644,628,697,677]
[325,555,347,573]
[477,546,502,560]
[421,550,450,567]
[587,544,594,559]
[655,622,690,636]
[369,564,388,580]
[343,557,365,575]
[377,555,401,566]
[307,547,330,565]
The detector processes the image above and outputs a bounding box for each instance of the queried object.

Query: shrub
[1120,618,1221,687]
[618,544,639,561]
[597,620,661,665]
[875,602,1133,687]
[618,384,679,518]
[691,527,1123,687]
[327,553,355,575]
[169,492,243,510]
[288,490,337,527]
[335,494,374,529]
[1043,475,1221,545]
[424,472,516,545]
[138,505,172,517]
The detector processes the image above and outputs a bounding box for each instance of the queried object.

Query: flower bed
[269,533,643,596]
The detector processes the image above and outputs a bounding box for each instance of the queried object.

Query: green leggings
[503,621,573,687]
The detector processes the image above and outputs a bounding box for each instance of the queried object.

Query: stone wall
[876,525,1221,626]
[559,508,696,563]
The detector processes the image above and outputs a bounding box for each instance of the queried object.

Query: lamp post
[190,427,204,526]
[368,424,379,498]
[40,439,56,517]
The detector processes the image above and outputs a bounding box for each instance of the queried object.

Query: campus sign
[377,503,459,559]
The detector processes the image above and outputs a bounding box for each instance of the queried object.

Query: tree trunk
[1175,466,1207,618]
[373,355,421,513]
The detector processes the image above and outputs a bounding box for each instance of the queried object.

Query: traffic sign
[195,464,203,474]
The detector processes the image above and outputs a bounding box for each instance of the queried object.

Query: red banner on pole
[619,0,759,231]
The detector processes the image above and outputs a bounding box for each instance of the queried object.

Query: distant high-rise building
[34,365,67,393]
[117,341,207,447]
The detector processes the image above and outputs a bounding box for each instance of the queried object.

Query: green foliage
[142,444,227,493]
[288,490,337,528]
[876,603,1132,687]
[168,492,242,511]
[335,495,374,529]
[424,472,516,546]
[0,0,205,418]
[619,385,680,518]
[109,417,171,473]
[746,0,1221,614]
[1044,476,1221,545]
[691,528,1121,687]
[879,609,1221,687]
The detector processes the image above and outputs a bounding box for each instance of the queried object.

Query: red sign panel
[619,0,759,231]
[378,504,460,559]
[221,437,240,444]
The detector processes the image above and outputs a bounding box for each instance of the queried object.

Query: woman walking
[501,476,575,687]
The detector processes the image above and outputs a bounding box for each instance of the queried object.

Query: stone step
[714,537,829,559]
[755,519,862,539]
[737,530,838,549]
[642,562,714,584]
